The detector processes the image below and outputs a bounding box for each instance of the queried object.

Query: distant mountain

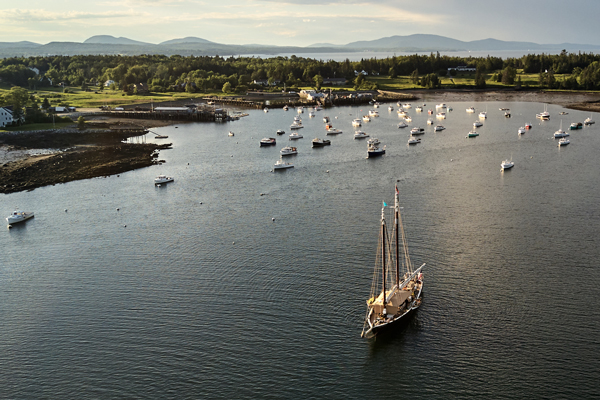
[160,37,214,45]
[0,34,598,59]
[83,35,150,45]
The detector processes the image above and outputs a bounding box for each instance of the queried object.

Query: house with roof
[104,80,116,87]
[0,106,14,127]
[323,77,347,86]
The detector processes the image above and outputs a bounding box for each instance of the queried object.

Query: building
[0,106,13,127]
[104,80,116,87]
[448,66,477,72]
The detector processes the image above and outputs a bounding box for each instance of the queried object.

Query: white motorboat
[436,112,446,119]
[404,116,412,123]
[290,122,304,130]
[6,210,34,225]
[363,115,371,122]
[273,158,294,170]
[354,131,369,139]
[352,118,362,127]
[518,127,526,134]
[536,104,550,120]
[397,110,406,116]
[466,106,475,113]
[260,137,277,146]
[434,125,445,132]
[388,105,394,111]
[374,102,380,108]
[410,127,425,135]
[368,110,379,117]
[367,137,380,146]
[479,111,487,119]
[426,119,434,125]
[276,129,285,135]
[398,121,408,128]
[309,112,315,118]
[501,159,514,170]
[436,103,447,109]
[294,115,302,122]
[323,116,330,123]
[263,108,269,113]
[280,146,298,156]
[154,175,174,184]
[228,131,235,136]
[408,136,421,144]
[311,138,331,147]
[558,138,570,146]
[297,106,304,114]
[367,144,386,157]
[289,132,303,140]
[402,103,412,109]
[584,115,595,125]
[415,106,423,112]
[326,128,343,135]
[283,105,289,111]
[473,121,483,127]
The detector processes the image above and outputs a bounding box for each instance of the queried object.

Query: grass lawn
[0,122,74,132]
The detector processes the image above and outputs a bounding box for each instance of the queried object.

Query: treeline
[2,51,600,93]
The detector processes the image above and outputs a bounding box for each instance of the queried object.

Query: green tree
[474,69,486,88]
[0,86,30,123]
[501,66,517,85]
[354,73,365,90]
[313,74,323,90]
[410,69,419,84]
[41,97,50,110]
[388,66,397,79]
[77,115,85,130]
[222,82,232,93]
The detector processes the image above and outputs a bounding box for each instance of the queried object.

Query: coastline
[2,89,599,194]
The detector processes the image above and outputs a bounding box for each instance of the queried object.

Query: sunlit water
[1,101,599,398]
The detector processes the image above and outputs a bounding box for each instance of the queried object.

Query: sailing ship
[361,185,425,338]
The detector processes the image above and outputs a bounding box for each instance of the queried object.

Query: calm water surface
[1,101,599,398]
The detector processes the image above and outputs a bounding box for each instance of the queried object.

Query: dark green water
[1,101,598,398]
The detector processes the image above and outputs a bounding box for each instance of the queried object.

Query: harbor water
[1,101,599,398]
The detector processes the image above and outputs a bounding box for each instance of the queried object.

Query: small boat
[559,111,568,115]
[297,107,304,114]
[264,108,269,113]
[361,185,425,338]
[518,127,526,134]
[501,159,514,170]
[397,110,407,117]
[294,115,302,122]
[426,119,434,125]
[367,144,386,158]
[473,121,483,127]
[154,175,174,184]
[402,103,412,109]
[290,122,304,130]
[436,103,446,109]
[388,106,394,111]
[273,158,294,170]
[260,137,277,146]
[398,122,408,128]
[554,122,569,138]
[367,137,380,146]
[478,111,487,119]
[374,102,380,108]
[309,112,315,118]
[569,122,583,130]
[155,134,169,139]
[404,116,412,123]
[312,138,331,147]
[410,127,425,135]
[326,128,343,135]
[536,105,550,120]
[352,118,362,127]
[354,131,369,139]
[325,122,333,130]
[323,116,330,123]
[499,107,510,111]
[505,112,511,118]
[436,112,446,119]
[280,146,298,156]
[558,138,570,146]
[408,136,421,144]
[228,131,235,136]
[363,115,371,122]
[415,106,423,112]
[584,116,595,125]
[427,109,434,115]
[283,105,289,111]
[6,210,34,225]
[276,129,285,135]
[434,125,445,132]
[289,132,303,140]
[368,110,379,117]
[467,131,479,138]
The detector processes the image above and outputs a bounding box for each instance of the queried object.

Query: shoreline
[2,89,600,195]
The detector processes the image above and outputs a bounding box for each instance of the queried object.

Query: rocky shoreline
[0,128,170,194]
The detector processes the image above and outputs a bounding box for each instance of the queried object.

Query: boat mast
[381,203,387,312]
[395,185,400,288]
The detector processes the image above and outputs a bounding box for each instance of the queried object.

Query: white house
[29,67,40,75]
[0,107,13,128]
[448,66,477,72]
[104,80,116,87]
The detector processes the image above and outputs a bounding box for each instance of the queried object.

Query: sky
[1,0,599,47]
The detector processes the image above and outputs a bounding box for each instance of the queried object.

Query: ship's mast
[381,203,386,312]
[395,185,400,288]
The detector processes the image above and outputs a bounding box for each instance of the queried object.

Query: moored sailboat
[361,186,425,338]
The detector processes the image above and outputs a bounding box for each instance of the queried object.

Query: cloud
[5,9,144,22]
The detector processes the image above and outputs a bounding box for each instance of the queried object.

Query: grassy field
[0,122,74,133]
